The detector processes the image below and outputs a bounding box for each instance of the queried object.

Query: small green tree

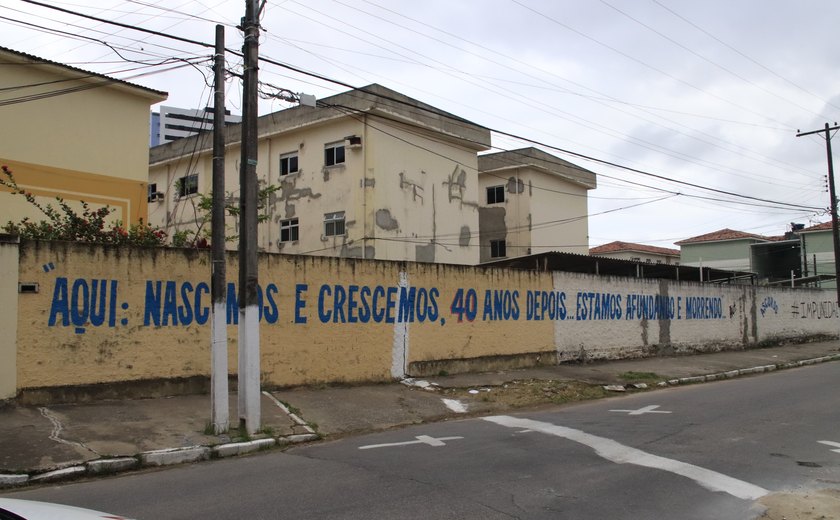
[1,164,167,246]
[170,181,280,248]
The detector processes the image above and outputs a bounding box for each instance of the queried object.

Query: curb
[666,353,840,386]
[3,354,837,489]
[0,431,321,489]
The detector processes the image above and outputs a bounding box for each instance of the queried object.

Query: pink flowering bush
[1,165,166,246]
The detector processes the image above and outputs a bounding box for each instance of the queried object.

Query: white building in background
[150,105,242,146]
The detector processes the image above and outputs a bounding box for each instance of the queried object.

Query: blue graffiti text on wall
[49,278,120,328]
[684,296,723,319]
[625,294,675,320]
[297,284,440,324]
[143,281,279,327]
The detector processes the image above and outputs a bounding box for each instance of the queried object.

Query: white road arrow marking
[610,405,672,415]
[484,415,768,501]
[818,440,840,454]
[358,435,464,450]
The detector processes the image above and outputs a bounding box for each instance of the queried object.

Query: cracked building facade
[477,148,597,262]
[148,84,492,265]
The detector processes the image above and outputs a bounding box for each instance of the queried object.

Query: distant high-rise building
[149,106,241,146]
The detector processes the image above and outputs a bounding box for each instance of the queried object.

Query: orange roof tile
[589,241,680,256]
[802,221,833,232]
[675,229,769,245]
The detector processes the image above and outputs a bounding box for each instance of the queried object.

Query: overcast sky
[4,0,840,249]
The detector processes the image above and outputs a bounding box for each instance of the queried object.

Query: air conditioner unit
[149,192,165,202]
[344,135,362,149]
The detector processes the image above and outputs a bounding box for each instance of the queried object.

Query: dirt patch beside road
[442,379,617,410]
[758,489,840,519]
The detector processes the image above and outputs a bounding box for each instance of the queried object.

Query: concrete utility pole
[238,0,261,434]
[210,24,229,434]
[797,123,840,305]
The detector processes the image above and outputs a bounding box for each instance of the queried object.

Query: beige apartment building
[148,84,492,265]
[477,148,596,262]
[0,47,166,225]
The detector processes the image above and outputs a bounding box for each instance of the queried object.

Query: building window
[325,142,345,167]
[490,239,506,258]
[178,174,198,197]
[280,152,298,176]
[280,218,299,242]
[147,183,160,202]
[324,211,346,236]
[487,185,505,204]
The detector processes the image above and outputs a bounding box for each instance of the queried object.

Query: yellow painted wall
[1,159,142,225]
[0,236,19,399]
[0,49,165,225]
[13,240,840,392]
[407,263,553,362]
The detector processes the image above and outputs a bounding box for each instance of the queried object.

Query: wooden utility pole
[210,24,229,434]
[238,0,261,434]
[797,123,840,305]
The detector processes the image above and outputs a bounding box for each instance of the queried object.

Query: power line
[15,0,823,214]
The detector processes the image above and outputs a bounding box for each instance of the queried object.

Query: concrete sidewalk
[2,340,839,488]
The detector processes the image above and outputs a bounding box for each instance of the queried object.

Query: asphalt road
[4,362,839,519]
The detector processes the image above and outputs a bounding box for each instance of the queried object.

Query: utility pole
[797,123,840,305]
[210,24,229,434]
[238,0,261,434]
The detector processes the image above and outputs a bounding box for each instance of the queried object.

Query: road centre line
[483,415,768,501]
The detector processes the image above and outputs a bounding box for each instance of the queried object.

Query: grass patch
[618,371,662,382]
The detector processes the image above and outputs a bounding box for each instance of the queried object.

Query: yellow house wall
[1,53,164,225]
[0,237,19,399]
[1,159,141,225]
[13,240,839,392]
[0,62,155,181]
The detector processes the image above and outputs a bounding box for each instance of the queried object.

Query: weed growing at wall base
[1,165,167,246]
